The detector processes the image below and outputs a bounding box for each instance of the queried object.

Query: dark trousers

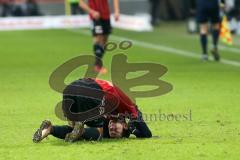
[62,78,104,127]
[149,0,161,25]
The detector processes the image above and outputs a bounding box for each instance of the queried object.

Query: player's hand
[128,120,136,134]
[114,12,120,22]
[91,10,101,20]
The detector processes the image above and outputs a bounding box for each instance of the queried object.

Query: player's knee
[200,25,208,34]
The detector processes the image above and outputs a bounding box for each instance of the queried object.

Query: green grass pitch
[0,22,240,160]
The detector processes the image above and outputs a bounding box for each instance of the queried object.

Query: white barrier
[111,14,152,32]
[0,14,152,32]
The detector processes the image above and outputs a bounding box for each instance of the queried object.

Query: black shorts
[197,6,221,24]
[91,19,112,36]
[62,78,105,127]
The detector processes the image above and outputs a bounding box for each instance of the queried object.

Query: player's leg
[98,19,111,73]
[197,6,209,61]
[93,35,105,69]
[102,34,109,46]
[94,35,109,74]
[32,120,79,143]
[102,19,112,46]
[92,19,111,73]
[199,23,209,61]
[211,23,220,49]
[91,19,106,71]
[32,120,52,143]
[32,120,83,143]
[32,120,73,143]
[210,23,220,61]
[64,121,84,142]
[210,7,221,61]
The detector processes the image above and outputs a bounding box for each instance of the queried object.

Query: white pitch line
[66,29,240,67]
[219,45,240,55]
[181,34,240,54]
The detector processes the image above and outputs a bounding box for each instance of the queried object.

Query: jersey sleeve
[129,121,152,138]
[128,111,152,138]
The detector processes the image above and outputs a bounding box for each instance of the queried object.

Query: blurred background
[0,0,239,18]
[0,0,240,33]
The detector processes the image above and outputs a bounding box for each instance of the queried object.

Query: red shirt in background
[88,0,111,20]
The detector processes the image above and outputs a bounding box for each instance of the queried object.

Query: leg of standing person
[92,19,111,74]
[210,6,221,61]
[211,23,220,61]
[199,23,209,61]
[93,35,105,69]
[197,2,209,61]
[149,0,160,26]
[70,0,81,15]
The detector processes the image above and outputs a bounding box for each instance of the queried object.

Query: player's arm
[79,0,100,19]
[128,111,152,138]
[113,0,120,21]
[128,120,152,138]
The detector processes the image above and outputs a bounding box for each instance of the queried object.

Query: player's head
[108,118,130,138]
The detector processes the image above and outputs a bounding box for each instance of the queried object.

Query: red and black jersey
[63,78,139,121]
[62,78,152,138]
[95,79,139,118]
[88,0,110,20]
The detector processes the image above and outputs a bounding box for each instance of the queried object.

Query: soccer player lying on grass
[33,78,152,143]
[33,114,151,142]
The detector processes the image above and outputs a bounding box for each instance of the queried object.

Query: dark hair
[110,118,130,138]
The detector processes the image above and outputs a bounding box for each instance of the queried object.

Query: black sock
[200,34,208,55]
[93,44,105,67]
[51,125,73,139]
[212,29,219,50]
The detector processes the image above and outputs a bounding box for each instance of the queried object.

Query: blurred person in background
[224,0,240,34]
[79,0,120,74]
[149,0,161,26]
[1,0,14,17]
[186,0,198,33]
[195,0,225,61]
[24,0,41,16]
[5,0,41,17]
[159,0,183,20]
[68,0,84,15]
[11,0,25,16]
